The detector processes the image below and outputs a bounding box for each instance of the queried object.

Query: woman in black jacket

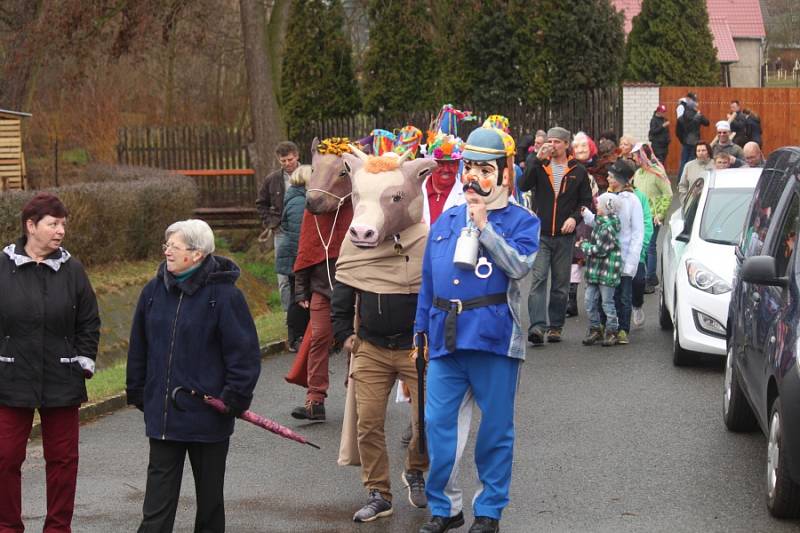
[126,219,261,533]
[0,193,100,532]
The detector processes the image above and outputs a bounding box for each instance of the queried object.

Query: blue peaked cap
[462,128,506,162]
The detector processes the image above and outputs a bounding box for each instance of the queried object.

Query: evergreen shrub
[0,173,198,265]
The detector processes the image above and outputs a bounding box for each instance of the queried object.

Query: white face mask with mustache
[462,159,510,211]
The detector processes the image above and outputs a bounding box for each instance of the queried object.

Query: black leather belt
[433,293,507,352]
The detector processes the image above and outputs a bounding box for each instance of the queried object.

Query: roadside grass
[765,78,800,88]
[86,360,127,402]
[88,259,157,294]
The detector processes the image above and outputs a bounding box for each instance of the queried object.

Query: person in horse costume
[331,148,436,523]
[290,138,354,421]
[415,127,540,533]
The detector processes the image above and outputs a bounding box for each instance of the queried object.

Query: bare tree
[0,0,44,110]
[239,0,283,178]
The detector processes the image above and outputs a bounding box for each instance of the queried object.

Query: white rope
[307,189,352,291]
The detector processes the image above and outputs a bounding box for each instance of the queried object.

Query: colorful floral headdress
[393,125,422,159]
[370,129,396,156]
[494,129,516,157]
[424,131,464,161]
[316,137,354,156]
[483,115,510,133]
[430,104,474,137]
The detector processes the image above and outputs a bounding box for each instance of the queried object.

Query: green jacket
[633,168,673,222]
[581,214,622,287]
[633,188,654,263]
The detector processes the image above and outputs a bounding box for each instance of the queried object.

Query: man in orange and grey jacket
[518,126,593,346]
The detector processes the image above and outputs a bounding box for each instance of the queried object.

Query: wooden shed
[0,109,31,192]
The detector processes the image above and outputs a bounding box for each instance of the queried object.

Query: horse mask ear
[401,158,438,184]
[342,153,363,178]
[311,137,320,155]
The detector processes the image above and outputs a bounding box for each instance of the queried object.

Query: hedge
[0,172,198,266]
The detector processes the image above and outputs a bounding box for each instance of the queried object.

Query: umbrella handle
[171,386,201,412]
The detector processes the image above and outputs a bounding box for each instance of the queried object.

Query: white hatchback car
[659,167,761,365]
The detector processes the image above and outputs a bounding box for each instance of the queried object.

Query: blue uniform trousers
[425,351,520,520]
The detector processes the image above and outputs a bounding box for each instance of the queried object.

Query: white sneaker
[632,307,645,327]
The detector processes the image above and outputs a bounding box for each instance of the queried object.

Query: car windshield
[699,188,753,245]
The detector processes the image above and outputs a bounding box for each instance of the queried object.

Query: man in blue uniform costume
[415,128,540,533]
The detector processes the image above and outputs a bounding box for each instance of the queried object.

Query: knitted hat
[547,126,571,142]
[608,159,635,185]
[656,104,667,113]
[596,192,620,215]
[716,120,731,132]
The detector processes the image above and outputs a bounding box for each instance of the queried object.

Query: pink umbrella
[171,386,320,449]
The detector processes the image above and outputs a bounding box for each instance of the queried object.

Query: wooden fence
[659,87,800,174]
[173,169,258,229]
[293,87,622,161]
[117,126,251,169]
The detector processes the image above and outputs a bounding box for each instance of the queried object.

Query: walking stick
[415,332,427,454]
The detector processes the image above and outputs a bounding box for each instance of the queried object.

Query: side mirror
[675,231,690,243]
[741,255,788,287]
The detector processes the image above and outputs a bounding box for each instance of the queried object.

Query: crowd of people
[0,96,772,533]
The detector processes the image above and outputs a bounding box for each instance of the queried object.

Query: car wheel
[722,341,757,431]
[767,397,800,518]
[672,304,697,366]
[659,284,672,330]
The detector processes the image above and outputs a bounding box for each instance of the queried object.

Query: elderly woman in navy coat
[126,219,261,533]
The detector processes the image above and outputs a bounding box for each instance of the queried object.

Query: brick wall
[622,85,660,144]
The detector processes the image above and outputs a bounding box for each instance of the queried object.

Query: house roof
[709,16,739,63]
[611,0,766,60]
[706,0,765,38]
[613,0,641,34]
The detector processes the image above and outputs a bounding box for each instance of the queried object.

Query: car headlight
[686,259,732,294]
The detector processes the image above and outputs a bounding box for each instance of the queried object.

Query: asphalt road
[19,286,800,532]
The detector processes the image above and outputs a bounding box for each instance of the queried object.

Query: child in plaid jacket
[580,193,622,346]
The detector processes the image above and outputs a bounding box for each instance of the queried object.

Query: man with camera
[415,127,540,533]
[519,126,593,346]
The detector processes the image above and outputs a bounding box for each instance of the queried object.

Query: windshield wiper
[702,237,736,245]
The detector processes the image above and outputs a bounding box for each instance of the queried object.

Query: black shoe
[546,328,562,343]
[469,516,499,533]
[291,401,325,421]
[565,300,578,317]
[528,329,544,346]
[565,283,579,317]
[419,512,465,533]
[643,284,656,294]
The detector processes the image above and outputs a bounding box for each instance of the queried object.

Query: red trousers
[307,292,332,403]
[0,405,80,533]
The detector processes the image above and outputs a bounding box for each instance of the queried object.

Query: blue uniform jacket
[126,255,261,442]
[415,202,540,360]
